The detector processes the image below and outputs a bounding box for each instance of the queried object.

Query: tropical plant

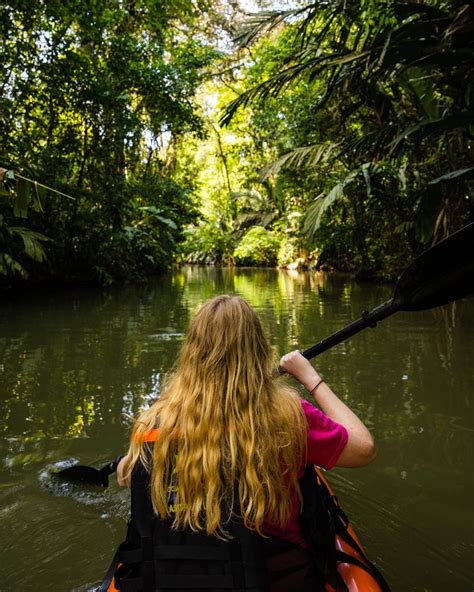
[234,226,281,266]
[220,1,473,275]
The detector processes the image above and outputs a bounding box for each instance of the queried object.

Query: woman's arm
[279,351,376,468]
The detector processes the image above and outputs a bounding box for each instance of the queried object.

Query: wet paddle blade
[55,465,109,487]
[54,457,121,488]
[395,223,474,311]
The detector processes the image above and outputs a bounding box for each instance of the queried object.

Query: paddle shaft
[301,298,400,360]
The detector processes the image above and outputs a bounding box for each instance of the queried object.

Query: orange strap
[133,428,159,443]
[134,427,184,443]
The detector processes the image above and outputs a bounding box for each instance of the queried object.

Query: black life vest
[99,458,318,592]
[100,462,390,592]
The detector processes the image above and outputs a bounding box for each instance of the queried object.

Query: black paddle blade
[395,223,474,311]
[55,464,109,487]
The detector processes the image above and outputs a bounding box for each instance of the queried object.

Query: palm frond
[259,142,339,181]
[234,3,322,49]
[234,10,292,48]
[304,163,381,239]
[223,0,467,127]
[303,170,358,240]
[236,210,277,230]
[428,166,474,186]
[388,113,474,153]
[220,59,317,126]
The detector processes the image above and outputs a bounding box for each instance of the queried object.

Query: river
[0,267,473,591]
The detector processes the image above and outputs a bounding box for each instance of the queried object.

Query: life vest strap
[116,573,235,590]
[113,572,143,591]
[118,543,230,563]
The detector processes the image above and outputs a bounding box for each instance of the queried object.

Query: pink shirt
[262,399,348,545]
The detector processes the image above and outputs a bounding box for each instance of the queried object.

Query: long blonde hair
[124,295,307,536]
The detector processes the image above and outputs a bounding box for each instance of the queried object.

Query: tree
[0,0,217,284]
[220,1,474,276]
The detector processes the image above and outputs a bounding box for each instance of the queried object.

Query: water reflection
[0,268,473,591]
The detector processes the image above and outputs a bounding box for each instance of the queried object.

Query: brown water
[0,267,473,591]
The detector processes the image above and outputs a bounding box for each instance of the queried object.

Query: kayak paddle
[55,222,474,486]
[54,455,123,487]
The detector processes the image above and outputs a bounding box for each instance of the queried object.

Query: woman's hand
[279,350,321,392]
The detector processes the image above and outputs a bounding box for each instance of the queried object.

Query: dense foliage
[184,0,473,278]
[2,1,473,284]
[0,0,217,284]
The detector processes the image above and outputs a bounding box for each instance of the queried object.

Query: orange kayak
[316,468,385,592]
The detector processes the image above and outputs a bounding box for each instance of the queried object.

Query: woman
[112,295,376,591]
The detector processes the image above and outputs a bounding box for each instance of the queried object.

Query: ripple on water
[149,332,185,341]
[39,459,131,525]
[71,582,102,592]
[39,459,110,505]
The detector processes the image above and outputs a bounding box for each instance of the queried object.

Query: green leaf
[140,206,163,215]
[362,163,372,196]
[31,181,46,213]
[5,170,15,182]
[427,167,474,186]
[304,166,365,239]
[1,253,28,278]
[13,177,31,218]
[8,227,51,262]
[156,216,178,230]
[140,207,178,230]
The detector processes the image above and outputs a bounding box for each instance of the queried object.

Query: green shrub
[277,238,300,267]
[234,227,281,266]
